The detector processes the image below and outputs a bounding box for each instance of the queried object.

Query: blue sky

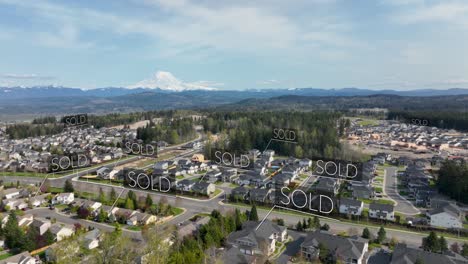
[0,0,467,90]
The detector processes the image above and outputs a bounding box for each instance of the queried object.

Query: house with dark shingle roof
[222,246,258,264]
[300,230,368,264]
[249,188,271,203]
[369,203,395,221]
[339,198,364,216]
[226,220,287,257]
[427,202,463,229]
[191,182,215,196]
[231,186,250,201]
[391,243,468,264]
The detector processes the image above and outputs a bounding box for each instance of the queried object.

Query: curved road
[384,167,420,216]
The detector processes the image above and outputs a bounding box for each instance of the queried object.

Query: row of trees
[437,159,468,203]
[5,123,64,139]
[422,231,468,257]
[136,118,196,144]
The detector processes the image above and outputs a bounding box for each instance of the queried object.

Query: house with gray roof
[300,230,368,264]
[226,220,287,257]
[339,198,364,216]
[369,203,395,221]
[427,202,463,229]
[391,243,468,264]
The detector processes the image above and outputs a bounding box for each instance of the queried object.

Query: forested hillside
[202,111,353,160]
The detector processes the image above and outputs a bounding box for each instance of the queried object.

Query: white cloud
[391,1,468,27]
[0,73,55,80]
[0,0,358,59]
[433,78,468,86]
[258,79,281,85]
[35,24,93,49]
[127,71,221,91]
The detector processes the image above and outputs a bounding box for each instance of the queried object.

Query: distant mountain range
[2,86,468,100]
[1,86,468,119]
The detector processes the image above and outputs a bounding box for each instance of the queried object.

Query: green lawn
[211,188,222,197]
[171,207,184,216]
[0,171,51,178]
[78,177,123,186]
[125,225,142,231]
[49,187,64,193]
[357,119,378,126]
[0,253,13,260]
[358,198,395,205]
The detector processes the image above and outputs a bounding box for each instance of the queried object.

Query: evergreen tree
[25,227,38,251]
[125,198,135,210]
[43,229,55,245]
[422,231,440,252]
[145,194,153,209]
[439,236,448,252]
[321,223,330,231]
[462,243,468,257]
[97,208,107,223]
[362,227,371,239]
[64,179,74,192]
[110,188,117,202]
[377,226,386,244]
[98,188,106,204]
[296,221,303,231]
[302,218,308,230]
[313,216,321,229]
[250,205,259,221]
[234,208,242,230]
[4,211,26,252]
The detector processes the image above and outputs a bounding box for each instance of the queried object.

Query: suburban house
[191,154,205,163]
[339,198,364,216]
[2,198,28,210]
[300,230,368,264]
[249,188,271,203]
[50,223,74,241]
[31,218,52,235]
[30,193,48,207]
[178,216,210,238]
[351,185,375,199]
[191,182,216,196]
[0,252,38,264]
[97,166,111,179]
[205,170,222,183]
[391,243,468,264]
[427,203,463,229]
[134,212,158,226]
[231,186,250,200]
[226,220,287,256]
[313,177,340,195]
[83,229,101,250]
[222,246,258,264]
[177,179,196,192]
[369,203,395,221]
[52,192,75,205]
[3,188,21,199]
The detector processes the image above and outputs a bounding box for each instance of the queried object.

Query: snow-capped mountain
[127,71,219,91]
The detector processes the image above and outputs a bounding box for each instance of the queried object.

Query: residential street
[384,167,421,216]
[28,207,144,241]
